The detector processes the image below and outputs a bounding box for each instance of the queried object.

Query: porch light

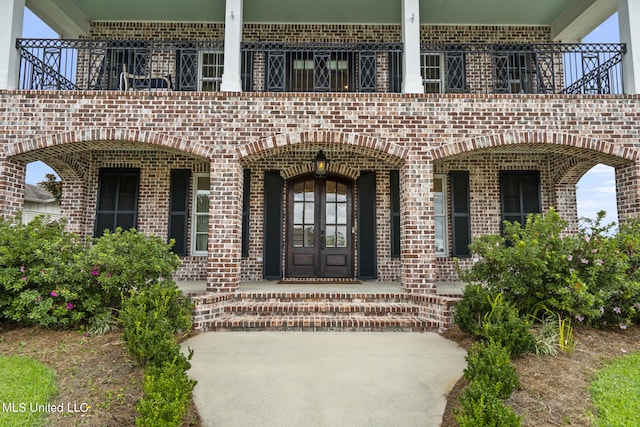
[313,150,329,178]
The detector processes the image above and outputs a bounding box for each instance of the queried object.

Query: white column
[401,0,424,94]
[221,0,243,92]
[0,0,25,90]
[618,0,640,94]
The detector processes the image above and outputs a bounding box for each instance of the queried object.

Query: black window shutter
[388,52,402,93]
[241,52,254,92]
[241,169,251,258]
[357,171,377,279]
[266,51,286,92]
[263,170,283,279]
[168,169,190,256]
[446,49,467,93]
[450,171,471,258]
[389,170,401,258]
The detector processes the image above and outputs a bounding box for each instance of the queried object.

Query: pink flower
[613,307,621,314]
[65,303,74,310]
[567,255,573,261]
[620,323,628,330]
[91,268,99,276]
[21,276,27,282]
[575,315,584,322]
[581,258,589,265]
[50,291,58,297]
[20,266,25,273]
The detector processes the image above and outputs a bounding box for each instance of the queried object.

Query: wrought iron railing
[16,38,625,95]
[419,42,625,95]
[240,42,403,93]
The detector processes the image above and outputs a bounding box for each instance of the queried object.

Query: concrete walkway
[181,332,466,427]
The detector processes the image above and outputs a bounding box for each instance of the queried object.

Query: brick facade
[2,23,640,292]
[2,90,640,289]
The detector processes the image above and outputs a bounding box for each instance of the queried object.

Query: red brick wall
[1,91,639,288]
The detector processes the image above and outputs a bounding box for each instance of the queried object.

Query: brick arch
[430,131,639,163]
[7,128,210,159]
[236,130,408,166]
[281,163,360,180]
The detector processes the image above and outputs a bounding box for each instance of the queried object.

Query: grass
[589,352,640,426]
[0,326,200,427]
[0,355,57,427]
[442,325,640,426]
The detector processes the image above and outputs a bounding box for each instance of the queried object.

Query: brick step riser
[223,307,422,316]
[233,293,413,304]
[201,318,440,333]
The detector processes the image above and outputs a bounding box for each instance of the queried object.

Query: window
[198,51,224,91]
[493,48,534,94]
[192,173,210,255]
[500,171,541,226]
[95,168,139,237]
[434,175,448,256]
[266,51,354,92]
[421,54,444,93]
[420,49,467,93]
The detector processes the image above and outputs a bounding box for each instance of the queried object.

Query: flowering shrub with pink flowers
[458,209,640,330]
[0,215,180,329]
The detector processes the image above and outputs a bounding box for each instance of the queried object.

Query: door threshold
[277,278,361,284]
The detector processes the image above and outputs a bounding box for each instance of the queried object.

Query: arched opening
[23,160,61,223]
[576,164,618,227]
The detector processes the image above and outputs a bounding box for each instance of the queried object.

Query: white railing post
[221,0,243,92]
[618,0,640,94]
[0,0,25,90]
[401,0,424,94]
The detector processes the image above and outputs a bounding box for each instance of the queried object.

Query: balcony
[16,38,625,95]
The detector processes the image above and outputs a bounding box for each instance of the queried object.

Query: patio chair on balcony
[119,63,173,91]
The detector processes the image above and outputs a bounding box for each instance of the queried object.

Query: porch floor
[177,280,465,295]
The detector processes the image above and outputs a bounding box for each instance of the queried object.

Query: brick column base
[400,160,437,293]
[0,157,25,219]
[206,159,243,292]
[616,162,640,221]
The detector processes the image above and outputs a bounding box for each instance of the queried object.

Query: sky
[22,8,620,224]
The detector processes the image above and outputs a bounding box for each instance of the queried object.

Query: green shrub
[481,294,535,358]
[453,283,497,336]
[120,282,193,367]
[459,209,640,329]
[464,341,520,399]
[0,215,95,328]
[136,357,196,427]
[455,382,521,427]
[81,228,181,309]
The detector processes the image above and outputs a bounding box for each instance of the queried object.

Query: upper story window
[198,51,224,91]
[493,46,535,94]
[420,47,467,93]
[266,51,356,92]
[421,54,444,93]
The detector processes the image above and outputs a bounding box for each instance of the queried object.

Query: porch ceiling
[29,0,607,33]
